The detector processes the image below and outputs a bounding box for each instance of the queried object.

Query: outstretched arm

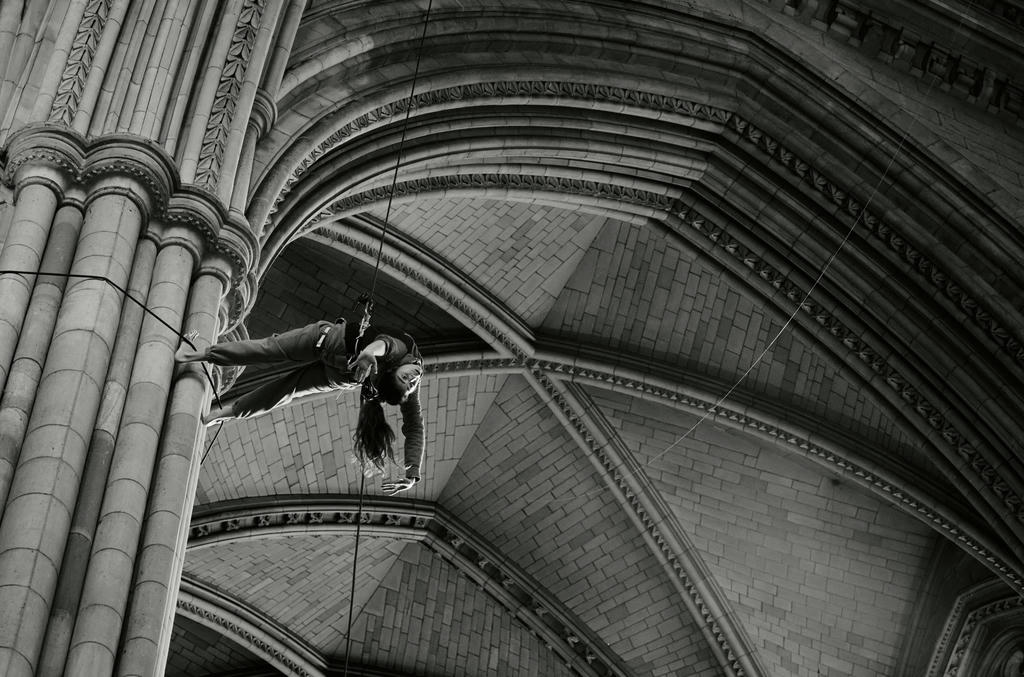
[381,389,424,496]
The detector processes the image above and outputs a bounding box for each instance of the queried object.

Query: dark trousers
[207,322,348,419]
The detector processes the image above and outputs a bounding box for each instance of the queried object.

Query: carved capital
[81,134,178,218]
[3,125,84,196]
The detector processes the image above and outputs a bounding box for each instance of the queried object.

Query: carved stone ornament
[1,127,259,331]
[757,0,1023,120]
[48,0,113,126]
[278,79,1022,379]
[194,0,266,190]
[188,501,625,677]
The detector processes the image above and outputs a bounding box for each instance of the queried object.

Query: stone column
[0,184,75,508]
[0,127,249,677]
[0,158,154,676]
[117,261,229,676]
[63,231,208,676]
[36,234,159,677]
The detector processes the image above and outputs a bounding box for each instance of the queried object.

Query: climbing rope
[340,1,434,673]
[341,470,367,676]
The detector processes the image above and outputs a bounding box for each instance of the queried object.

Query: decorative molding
[311,227,531,364]
[532,375,759,677]
[187,501,624,677]
[430,354,1024,597]
[759,0,1023,119]
[177,580,323,677]
[671,200,1024,527]
[48,0,112,126]
[309,173,674,222]
[194,0,266,189]
[265,80,730,224]
[2,127,255,329]
[943,594,1024,676]
[275,80,1023,374]
[720,114,1024,366]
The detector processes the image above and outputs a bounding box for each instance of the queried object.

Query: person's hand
[349,352,377,382]
[381,477,418,495]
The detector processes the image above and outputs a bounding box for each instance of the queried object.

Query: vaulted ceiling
[167,1,1024,675]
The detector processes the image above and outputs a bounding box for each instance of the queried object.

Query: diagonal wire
[0,268,226,461]
[342,2,433,675]
[547,0,981,505]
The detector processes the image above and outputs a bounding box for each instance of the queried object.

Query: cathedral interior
[1,1,1023,675]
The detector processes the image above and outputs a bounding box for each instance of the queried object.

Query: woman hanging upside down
[175,320,424,495]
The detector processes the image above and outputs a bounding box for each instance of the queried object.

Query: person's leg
[177,322,326,367]
[214,361,339,421]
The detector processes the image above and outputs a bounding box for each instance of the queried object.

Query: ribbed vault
[169,1,1024,676]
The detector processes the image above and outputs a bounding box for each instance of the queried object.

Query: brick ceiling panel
[196,372,507,505]
[165,616,270,677]
[341,541,581,676]
[540,216,925,456]
[366,197,610,325]
[196,395,364,504]
[251,236,482,350]
[184,534,405,655]
[439,375,722,676]
[585,385,937,677]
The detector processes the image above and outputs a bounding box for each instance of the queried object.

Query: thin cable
[0,268,226,463]
[342,5,433,677]
[342,470,367,676]
[640,3,978,469]
[366,0,434,303]
[548,1,980,504]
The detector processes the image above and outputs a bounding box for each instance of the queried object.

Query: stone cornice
[81,134,180,218]
[758,0,1024,121]
[308,174,673,224]
[187,499,626,677]
[3,125,85,194]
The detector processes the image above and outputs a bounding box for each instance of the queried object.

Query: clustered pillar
[0,129,239,676]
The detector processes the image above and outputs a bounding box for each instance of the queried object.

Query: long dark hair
[353,370,406,471]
